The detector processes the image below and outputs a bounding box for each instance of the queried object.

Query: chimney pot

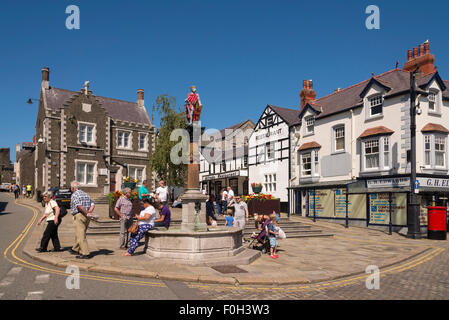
[137,89,144,107]
[419,44,424,56]
[299,79,316,113]
[424,41,430,55]
[407,49,413,61]
[413,47,418,58]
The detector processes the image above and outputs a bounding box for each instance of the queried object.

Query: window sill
[303,133,314,138]
[428,111,442,117]
[331,150,346,155]
[299,176,320,184]
[117,146,133,151]
[365,114,384,122]
[360,168,391,176]
[422,167,448,173]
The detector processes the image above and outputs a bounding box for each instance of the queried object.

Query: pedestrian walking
[114,188,134,249]
[216,190,223,216]
[226,186,234,207]
[22,186,26,198]
[156,180,169,206]
[231,195,249,243]
[14,184,20,199]
[70,181,95,259]
[123,198,156,256]
[26,184,32,198]
[35,191,61,252]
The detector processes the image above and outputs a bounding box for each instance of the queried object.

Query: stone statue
[185,85,202,125]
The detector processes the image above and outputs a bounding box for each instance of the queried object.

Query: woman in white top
[123,197,156,256]
[36,191,61,252]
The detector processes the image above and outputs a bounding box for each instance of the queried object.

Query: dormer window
[305,116,315,135]
[369,95,383,116]
[428,90,441,115]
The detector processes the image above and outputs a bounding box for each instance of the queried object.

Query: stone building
[15,142,36,189]
[0,148,14,184]
[30,67,155,198]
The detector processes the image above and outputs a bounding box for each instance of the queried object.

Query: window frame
[304,116,315,136]
[361,136,391,173]
[75,160,98,187]
[332,125,345,153]
[428,89,441,115]
[77,121,97,146]
[423,133,448,170]
[117,129,133,150]
[127,164,146,186]
[299,149,320,178]
[138,132,148,151]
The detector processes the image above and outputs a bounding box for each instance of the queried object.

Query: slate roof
[44,87,151,126]
[268,105,301,126]
[265,69,449,127]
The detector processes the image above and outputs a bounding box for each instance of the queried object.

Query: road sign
[414,180,420,194]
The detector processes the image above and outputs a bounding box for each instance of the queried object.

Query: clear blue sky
[1,0,449,161]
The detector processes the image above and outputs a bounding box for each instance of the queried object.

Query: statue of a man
[185,85,202,125]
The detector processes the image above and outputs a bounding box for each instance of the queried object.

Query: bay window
[424,134,447,169]
[361,136,391,172]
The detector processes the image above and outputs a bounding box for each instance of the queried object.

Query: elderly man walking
[70,181,95,259]
[114,188,134,249]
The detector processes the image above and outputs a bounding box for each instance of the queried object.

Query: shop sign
[256,128,283,141]
[203,170,241,181]
[366,177,410,189]
[417,177,449,189]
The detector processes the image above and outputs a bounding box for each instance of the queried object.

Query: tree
[149,95,187,187]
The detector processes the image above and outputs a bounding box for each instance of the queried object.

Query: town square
[0,0,448,310]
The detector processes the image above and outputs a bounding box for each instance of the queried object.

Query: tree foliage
[149,95,187,187]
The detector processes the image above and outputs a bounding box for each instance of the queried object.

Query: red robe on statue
[185,92,200,123]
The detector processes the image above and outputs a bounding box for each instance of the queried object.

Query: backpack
[53,206,68,219]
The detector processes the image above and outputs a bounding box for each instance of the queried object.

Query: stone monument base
[145,227,261,266]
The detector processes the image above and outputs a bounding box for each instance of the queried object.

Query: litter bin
[427,206,447,240]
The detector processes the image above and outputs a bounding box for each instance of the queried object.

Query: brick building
[28,67,155,198]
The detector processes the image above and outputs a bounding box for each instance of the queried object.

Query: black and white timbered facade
[248,105,301,212]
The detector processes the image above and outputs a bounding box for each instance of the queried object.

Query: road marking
[7,267,22,276]
[25,291,43,300]
[3,200,166,288]
[0,277,15,287]
[35,274,50,284]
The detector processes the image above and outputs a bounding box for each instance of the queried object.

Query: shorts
[269,237,278,248]
[234,219,246,229]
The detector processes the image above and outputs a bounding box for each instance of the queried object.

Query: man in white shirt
[222,188,228,214]
[227,186,234,206]
[156,180,169,205]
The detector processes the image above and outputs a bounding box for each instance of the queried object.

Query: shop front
[289,175,449,233]
[201,169,249,198]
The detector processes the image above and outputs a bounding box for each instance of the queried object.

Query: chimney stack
[299,80,316,112]
[41,66,50,89]
[137,89,144,107]
[403,41,435,75]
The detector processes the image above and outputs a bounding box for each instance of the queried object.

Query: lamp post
[407,67,422,239]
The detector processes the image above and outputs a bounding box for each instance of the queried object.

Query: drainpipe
[350,109,355,179]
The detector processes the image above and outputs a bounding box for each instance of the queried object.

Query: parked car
[0,183,12,192]
[40,187,72,210]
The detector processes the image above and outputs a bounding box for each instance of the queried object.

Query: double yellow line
[3,197,166,288]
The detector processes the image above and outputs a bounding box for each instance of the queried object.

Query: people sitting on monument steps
[35,191,61,253]
[123,197,156,256]
[70,181,96,259]
[225,209,234,227]
[172,195,182,208]
[114,188,134,250]
[206,194,218,225]
[154,201,171,229]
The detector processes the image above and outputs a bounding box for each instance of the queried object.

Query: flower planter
[123,182,137,190]
[247,199,280,216]
[252,186,262,194]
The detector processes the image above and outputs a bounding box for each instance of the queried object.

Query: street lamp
[407,66,423,239]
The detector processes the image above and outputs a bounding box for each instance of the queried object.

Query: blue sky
[1,0,449,161]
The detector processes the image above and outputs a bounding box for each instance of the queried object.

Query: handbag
[278,228,286,239]
[128,221,139,235]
